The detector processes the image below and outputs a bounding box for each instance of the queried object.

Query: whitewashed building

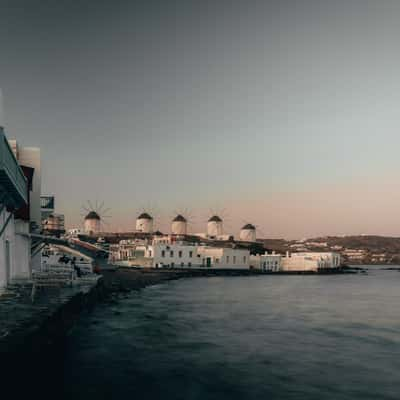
[281,252,341,272]
[250,251,341,272]
[197,246,250,269]
[0,101,31,289]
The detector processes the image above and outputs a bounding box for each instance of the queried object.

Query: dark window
[178,251,182,258]
[161,250,165,257]
[189,251,193,258]
[170,251,174,257]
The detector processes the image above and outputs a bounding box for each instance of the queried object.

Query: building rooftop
[208,215,222,222]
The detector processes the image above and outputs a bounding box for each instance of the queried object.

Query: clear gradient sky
[1,0,400,238]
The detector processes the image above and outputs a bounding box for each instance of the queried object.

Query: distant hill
[257,235,400,264]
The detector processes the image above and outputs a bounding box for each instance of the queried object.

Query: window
[189,251,193,258]
[181,262,184,267]
[148,250,152,257]
[226,256,230,263]
[188,262,192,267]
[216,258,220,264]
[161,250,165,258]
[197,254,201,258]
[170,251,174,257]
[233,256,236,264]
[243,256,246,263]
[178,251,182,258]
[171,262,175,267]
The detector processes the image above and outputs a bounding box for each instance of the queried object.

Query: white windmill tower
[203,207,232,239]
[82,200,111,234]
[239,223,257,242]
[207,215,223,237]
[135,212,154,233]
[170,208,195,236]
[171,214,187,235]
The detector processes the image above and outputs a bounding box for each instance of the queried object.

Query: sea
[59,266,400,400]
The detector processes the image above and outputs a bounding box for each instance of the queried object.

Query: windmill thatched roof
[138,212,152,220]
[242,224,256,230]
[173,214,187,222]
[85,211,100,220]
[208,215,222,222]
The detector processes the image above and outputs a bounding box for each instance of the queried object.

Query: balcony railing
[0,128,28,208]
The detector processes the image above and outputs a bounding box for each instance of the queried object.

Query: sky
[1,0,400,238]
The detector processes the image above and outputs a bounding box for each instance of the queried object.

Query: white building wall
[281,256,320,271]
[13,220,31,280]
[260,254,282,271]
[149,243,201,268]
[197,246,250,269]
[281,252,341,271]
[0,211,32,289]
[0,209,13,289]
[293,252,341,269]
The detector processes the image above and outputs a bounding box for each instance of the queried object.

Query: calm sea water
[61,267,400,400]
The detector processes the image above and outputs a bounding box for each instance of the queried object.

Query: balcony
[0,128,28,208]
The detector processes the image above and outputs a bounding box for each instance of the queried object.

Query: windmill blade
[101,207,111,215]
[98,201,105,213]
[88,200,95,211]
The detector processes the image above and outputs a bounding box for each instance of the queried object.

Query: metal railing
[0,129,28,206]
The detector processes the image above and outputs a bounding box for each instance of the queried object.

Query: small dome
[242,223,256,230]
[138,212,152,220]
[173,214,187,222]
[153,230,163,236]
[208,215,222,222]
[85,211,100,220]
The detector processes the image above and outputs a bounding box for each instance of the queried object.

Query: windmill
[170,207,196,235]
[81,200,111,234]
[238,219,265,242]
[203,207,231,238]
[134,204,163,233]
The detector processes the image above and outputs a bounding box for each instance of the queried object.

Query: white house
[281,252,341,272]
[197,246,250,269]
[147,242,201,268]
[249,253,282,271]
[0,125,31,289]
